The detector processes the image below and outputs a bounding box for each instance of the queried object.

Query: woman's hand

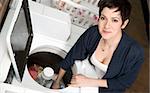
[51,81,61,89]
[51,68,66,89]
[51,74,60,89]
[69,74,108,88]
[69,74,94,87]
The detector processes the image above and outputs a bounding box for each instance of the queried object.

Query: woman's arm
[51,68,66,89]
[52,26,99,88]
[70,74,108,88]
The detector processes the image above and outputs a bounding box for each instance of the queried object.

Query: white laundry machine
[19,1,80,93]
[0,0,98,93]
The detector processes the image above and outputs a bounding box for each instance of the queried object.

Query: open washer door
[6,0,33,82]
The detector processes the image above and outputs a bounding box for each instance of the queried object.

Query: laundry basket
[47,0,99,29]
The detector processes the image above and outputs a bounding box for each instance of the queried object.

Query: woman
[52,0,144,92]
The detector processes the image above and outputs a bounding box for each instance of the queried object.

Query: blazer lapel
[103,32,129,78]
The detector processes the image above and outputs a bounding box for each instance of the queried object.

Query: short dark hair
[98,0,131,22]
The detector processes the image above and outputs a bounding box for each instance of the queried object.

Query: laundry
[28,64,43,80]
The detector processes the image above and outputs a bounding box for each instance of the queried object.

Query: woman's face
[98,7,128,40]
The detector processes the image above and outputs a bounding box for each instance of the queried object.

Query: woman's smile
[103,30,112,34]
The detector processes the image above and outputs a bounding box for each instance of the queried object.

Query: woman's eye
[100,16,105,20]
[112,19,118,22]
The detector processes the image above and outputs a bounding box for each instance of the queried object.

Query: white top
[90,51,108,79]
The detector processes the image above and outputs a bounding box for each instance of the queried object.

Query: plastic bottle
[36,67,54,86]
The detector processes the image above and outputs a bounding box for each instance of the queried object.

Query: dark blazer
[60,25,144,93]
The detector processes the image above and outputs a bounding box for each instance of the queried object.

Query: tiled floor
[125,0,149,93]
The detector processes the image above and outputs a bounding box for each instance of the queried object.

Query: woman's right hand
[51,68,66,89]
[51,81,61,89]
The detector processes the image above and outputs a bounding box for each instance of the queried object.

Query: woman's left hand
[69,74,92,87]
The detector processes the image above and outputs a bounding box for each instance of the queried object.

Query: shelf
[37,0,99,29]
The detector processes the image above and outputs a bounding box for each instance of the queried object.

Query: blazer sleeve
[59,26,95,70]
[105,44,144,90]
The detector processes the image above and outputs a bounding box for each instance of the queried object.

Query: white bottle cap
[42,67,54,80]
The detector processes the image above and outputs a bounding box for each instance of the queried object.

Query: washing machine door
[6,0,33,82]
